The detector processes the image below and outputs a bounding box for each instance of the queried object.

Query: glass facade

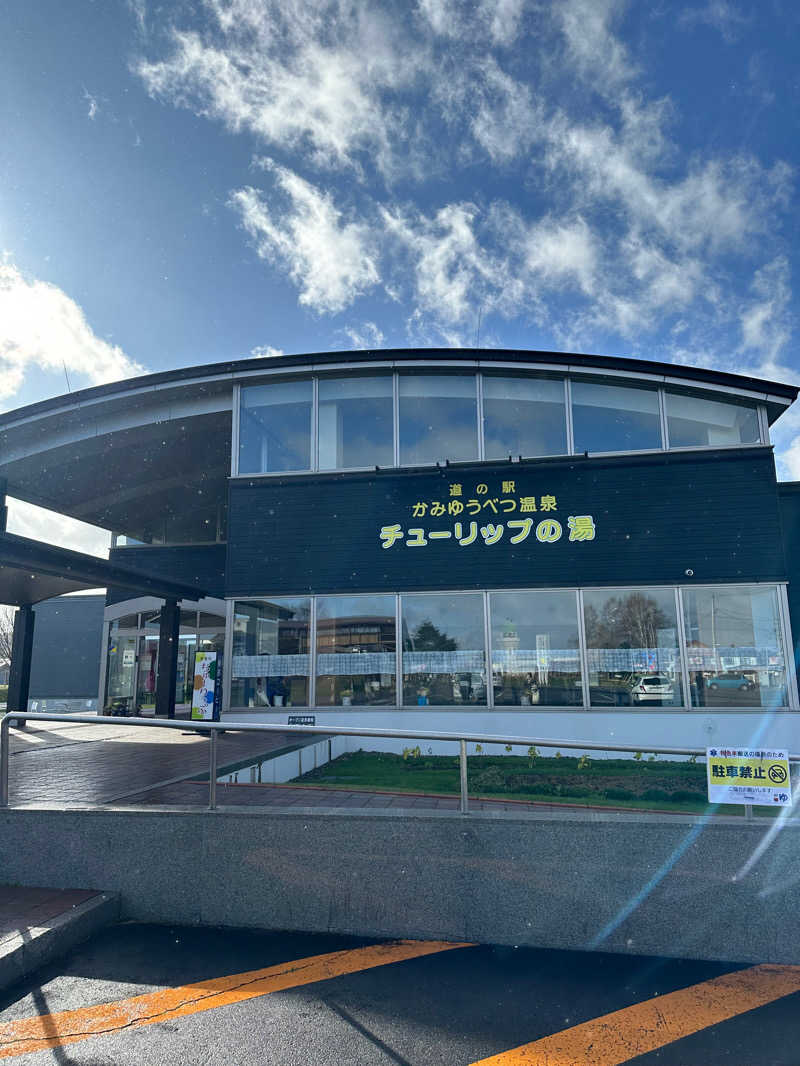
[583,588,682,707]
[571,381,662,454]
[224,584,793,709]
[399,374,478,466]
[237,371,768,474]
[665,391,761,448]
[231,598,311,707]
[682,585,788,708]
[318,375,393,469]
[239,379,312,473]
[401,593,486,705]
[489,590,581,705]
[104,607,226,712]
[315,594,396,705]
[483,375,567,459]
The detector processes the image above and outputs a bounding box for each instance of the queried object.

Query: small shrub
[473,766,508,793]
[560,785,593,798]
[577,754,591,771]
[604,787,635,800]
[642,788,671,802]
[670,789,706,803]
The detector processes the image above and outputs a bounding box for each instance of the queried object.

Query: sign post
[191,651,222,721]
[706,748,791,808]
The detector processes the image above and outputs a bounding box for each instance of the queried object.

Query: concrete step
[0,886,120,992]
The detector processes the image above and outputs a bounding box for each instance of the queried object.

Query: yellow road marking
[471,963,800,1065]
[0,939,470,1060]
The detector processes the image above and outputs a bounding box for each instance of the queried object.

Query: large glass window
[583,588,682,707]
[682,586,788,708]
[483,375,567,459]
[315,594,396,705]
[489,591,581,705]
[399,375,478,465]
[104,614,139,713]
[401,593,486,705]
[665,391,761,448]
[572,381,662,453]
[318,375,394,469]
[239,380,312,473]
[231,598,311,707]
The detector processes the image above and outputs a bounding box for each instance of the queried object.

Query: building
[1,348,799,753]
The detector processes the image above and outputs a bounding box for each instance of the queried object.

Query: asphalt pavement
[0,923,798,1064]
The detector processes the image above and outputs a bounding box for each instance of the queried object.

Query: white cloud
[138,1,421,178]
[556,0,635,91]
[679,1,749,43]
[230,165,380,313]
[341,321,385,349]
[83,87,99,120]
[740,257,792,371]
[250,344,284,357]
[0,259,146,408]
[383,202,500,325]
[470,61,542,163]
[6,499,110,558]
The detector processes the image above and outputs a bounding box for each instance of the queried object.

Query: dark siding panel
[106,544,227,605]
[227,448,785,596]
[29,596,104,698]
[778,485,800,654]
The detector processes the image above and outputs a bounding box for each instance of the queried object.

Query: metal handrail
[2,711,797,813]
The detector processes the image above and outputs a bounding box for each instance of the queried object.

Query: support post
[155,599,180,720]
[208,729,218,810]
[0,715,10,807]
[7,605,35,721]
[459,739,469,814]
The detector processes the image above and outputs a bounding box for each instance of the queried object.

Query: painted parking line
[0,939,471,1060]
[471,963,800,1065]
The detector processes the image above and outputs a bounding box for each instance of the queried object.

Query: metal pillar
[155,599,180,719]
[7,605,34,717]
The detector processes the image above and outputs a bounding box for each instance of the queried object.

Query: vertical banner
[191,651,222,721]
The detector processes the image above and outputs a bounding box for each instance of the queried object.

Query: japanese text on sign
[706,748,792,807]
[379,480,596,549]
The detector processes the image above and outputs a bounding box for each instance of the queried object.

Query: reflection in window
[318,375,394,469]
[490,591,581,705]
[682,585,787,708]
[583,589,682,707]
[399,375,478,465]
[231,598,311,707]
[239,380,312,473]
[315,594,396,705]
[401,593,486,705]
[483,375,567,459]
[572,381,662,453]
[665,392,761,448]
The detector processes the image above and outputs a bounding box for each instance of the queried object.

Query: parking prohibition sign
[707,748,792,807]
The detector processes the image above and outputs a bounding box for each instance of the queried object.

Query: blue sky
[1,0,799,549]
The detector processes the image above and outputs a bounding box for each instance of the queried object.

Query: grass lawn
[292,750,779,817]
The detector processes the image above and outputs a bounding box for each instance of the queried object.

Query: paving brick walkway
[4,720,305,807]
[114,779,554,813]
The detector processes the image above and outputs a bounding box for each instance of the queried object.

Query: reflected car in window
[629,674,675,703]
[706,672,756,692]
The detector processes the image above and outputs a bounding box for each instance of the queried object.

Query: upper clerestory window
[664,390,761,448]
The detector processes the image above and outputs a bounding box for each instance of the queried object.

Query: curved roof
[0,347,795,542]
[0,347,796,429]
